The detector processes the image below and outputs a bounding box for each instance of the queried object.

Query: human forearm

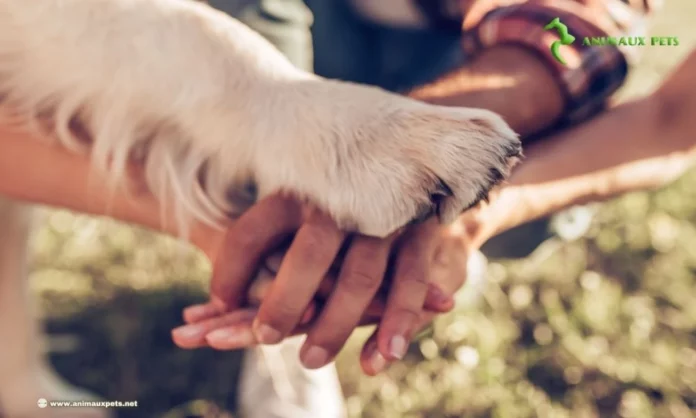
[512,49,696,187]
[476,82,696,243]
[409,0,659,139]
[512,98,694,187]
[412,58,693,186]
[0,127,223,257]
[408,46,564,137]
[487,152,693,244]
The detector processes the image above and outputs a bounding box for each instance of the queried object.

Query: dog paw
[0,0,520,238]
[236,81,521,237]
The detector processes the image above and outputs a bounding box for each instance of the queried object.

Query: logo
[544,17,575,66]
[544,17,680,66]
[37,398,48,409]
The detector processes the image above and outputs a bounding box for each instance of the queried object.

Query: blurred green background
[30,1,695,417]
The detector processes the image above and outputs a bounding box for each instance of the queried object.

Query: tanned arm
[402,0,691,242]
[470,50,696,245]
[409,45,564,138]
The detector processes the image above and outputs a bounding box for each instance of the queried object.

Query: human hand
[358,220,477,374]
[173,176,557,375]
[172,193,456,369]
[355,186,544,374]
[176,206,488,375]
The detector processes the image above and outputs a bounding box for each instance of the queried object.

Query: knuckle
[261,301,301,331]
[230,222,262,251]
[307,315,358,353]
[403,272,429,286]
[305,212,341,238]
[299,232,328,255]
[298,228,341,260]
[340,267,381,294]
[396,257,430,287]
[386,306,421,325]
[353,237,388,263]
[306,331,346,355]
[399,238,431,264]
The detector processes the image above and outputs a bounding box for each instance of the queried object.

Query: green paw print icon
[544,17,576,66]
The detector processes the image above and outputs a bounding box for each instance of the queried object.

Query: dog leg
[238,338,346,418]
[0,0,520,239]
[0,198,110,418]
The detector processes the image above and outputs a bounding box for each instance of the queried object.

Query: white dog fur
[0,0,519,239]
[0,0,520,416]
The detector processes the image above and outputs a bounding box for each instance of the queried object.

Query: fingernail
[302,345,330,369]
[184,305,207,319]
[388,335,408,360]
[206,328,255,348]
[253,321,282,345]
[172,324,205,339]
[429,285,448,302]
[369,350,387,373]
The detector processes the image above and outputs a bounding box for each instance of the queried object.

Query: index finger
[209,193,303,310]
[376,219,441,360]
[252,210,346,345]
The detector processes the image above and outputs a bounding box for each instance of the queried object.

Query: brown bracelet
[462,3,629,126]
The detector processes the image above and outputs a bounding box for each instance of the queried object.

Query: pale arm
[0,126,224,259]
